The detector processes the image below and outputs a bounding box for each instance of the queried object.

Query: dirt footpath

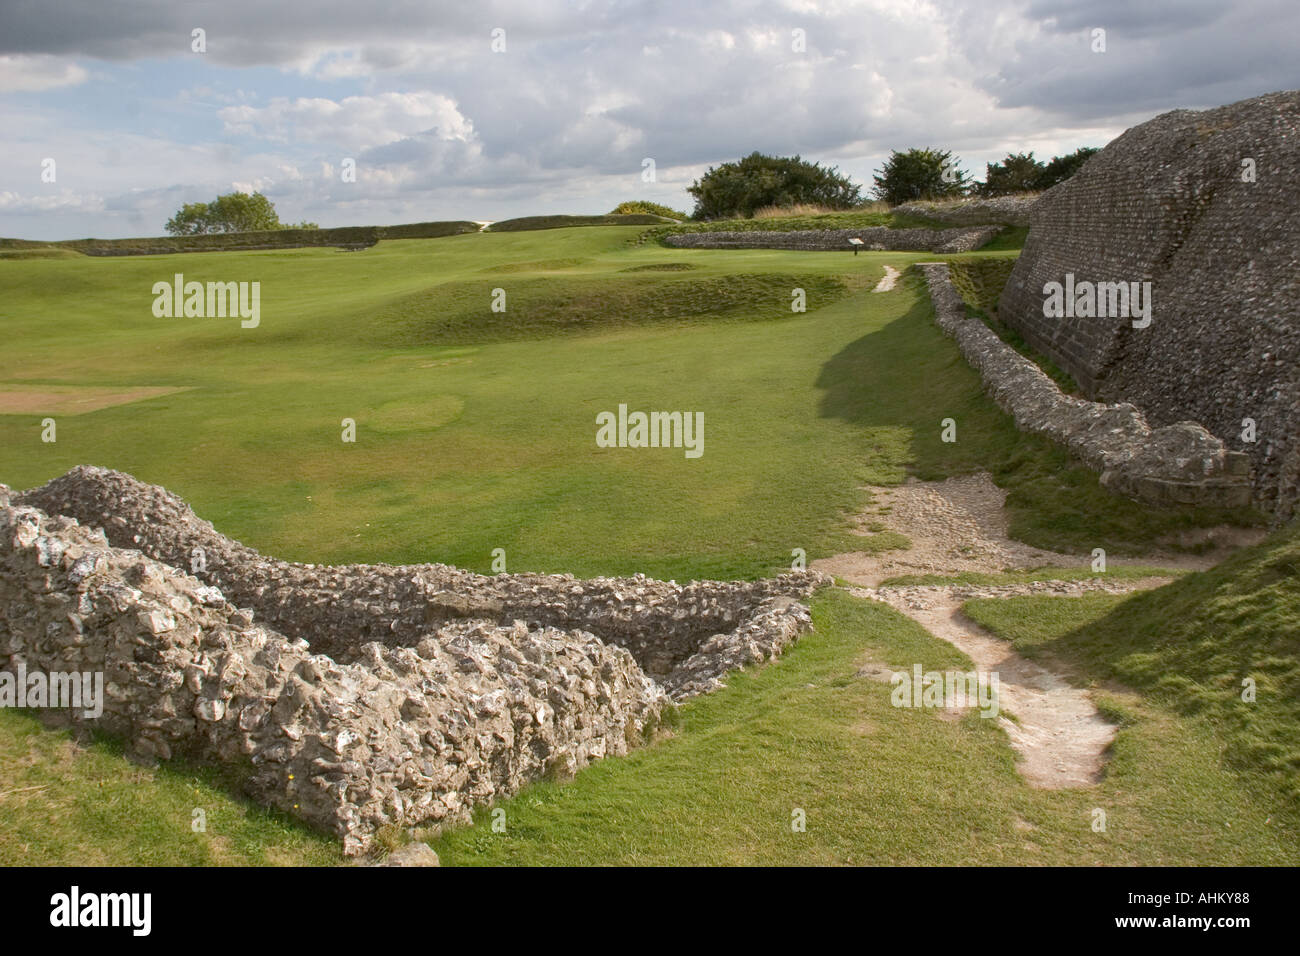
[818,472,1260,789]
[814,472,1252,587]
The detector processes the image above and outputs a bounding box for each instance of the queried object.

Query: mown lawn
[430,588,1299,865]
[0,227,1248,580]
[965,520,1300,807]
[0,224,1275,865]
[0,711,343,866]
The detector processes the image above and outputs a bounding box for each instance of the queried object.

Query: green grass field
[429,587,1298,865]
[965,520,1300,805]
[1,223,1286,865]
[0,226,1248,579]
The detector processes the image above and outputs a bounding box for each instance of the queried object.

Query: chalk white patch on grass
[872,265,900,292]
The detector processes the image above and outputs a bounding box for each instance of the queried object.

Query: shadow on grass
[813,274,1259,555]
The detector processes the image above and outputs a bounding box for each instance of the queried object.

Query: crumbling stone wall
[893,196,1038,227]
[2,469,826,853]
[921,263,1251,507]
[664,225,998,254]
[998,90,1300,519]
[16,467,822,697]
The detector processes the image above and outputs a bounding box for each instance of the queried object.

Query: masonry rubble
[663,225,999,254]
[892,195,1038,228]
[1,467,827,854]
[919,262,1252,508]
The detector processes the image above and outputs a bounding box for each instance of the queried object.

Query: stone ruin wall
[664,225,1000,254]
[1,466,827,854]
[920,263,1251,507]
[998,91,1300,520]
[893,195,1038,227]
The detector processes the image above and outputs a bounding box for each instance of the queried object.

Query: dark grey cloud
[0,0,622,63]
[945,0,1300,120]
[3,0,1298,240]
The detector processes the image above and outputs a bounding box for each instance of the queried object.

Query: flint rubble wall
[997,91,1300,519]
[2,467,827,853]
[663,225,999,253]
[920,262,1252,507]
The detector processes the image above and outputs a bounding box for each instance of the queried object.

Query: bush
[609,200,688,220]
[976,152,1045,197]
[872,148,971,206]
[166,191,285,235]
[1035,147,1100,190]
[973,147,1100,196]
[686,152,862,220]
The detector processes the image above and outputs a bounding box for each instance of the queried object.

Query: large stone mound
[1,468,827,853]
[999,90,1300,519]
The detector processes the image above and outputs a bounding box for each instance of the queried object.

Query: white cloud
[218,91,475,150]
[0,54,87,92]
[0,188,103,212]
[2,0,1295,239]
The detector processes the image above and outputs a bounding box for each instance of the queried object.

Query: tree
[165,191,286,235]
[165,201,215,236]
[686,152,862,220]
[977,152,1046,197]
[872,148,970,205]
[1036,147,1100,190]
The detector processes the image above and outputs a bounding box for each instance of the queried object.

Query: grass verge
[964,519,1300,806]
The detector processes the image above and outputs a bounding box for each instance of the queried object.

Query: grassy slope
[1,226,1242,580]
[636,208,940,243]
[965,520,1300,806]
[0,224,1274,864]
[879,565,1187,587]
[431,589,1299,865]
[0,712,342,865]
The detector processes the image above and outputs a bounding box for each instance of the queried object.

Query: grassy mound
[0,247,86,260]
[965,520,1300,803]
[0,221,479,257]
[977,226,1029,252]
[943,256,1082,395]
[610,200,689,220]
[487,214,672,232]
[478,257,591,273]
[376,272,854,345]
[620,262,696,272]
[945,257,1017,315]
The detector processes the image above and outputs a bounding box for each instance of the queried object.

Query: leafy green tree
[1036,147,1100,190]
[164,201,215,236]
[165,191,286,235]
[872,148,970,205]
[686,152,862,220]
[977,152,1046,196]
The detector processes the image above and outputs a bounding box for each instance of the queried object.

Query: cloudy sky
[1,0,1296,240]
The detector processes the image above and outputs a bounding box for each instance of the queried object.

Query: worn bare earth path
[816,473,1260,789]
